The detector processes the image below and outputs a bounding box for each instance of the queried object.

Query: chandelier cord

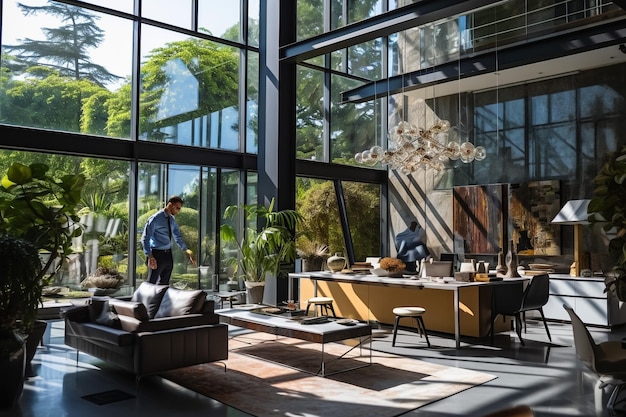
[355,19,487,173]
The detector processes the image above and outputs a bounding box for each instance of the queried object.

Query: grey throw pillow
[154,288,206,318]
[131,281,169,318]
[90,299,121,328]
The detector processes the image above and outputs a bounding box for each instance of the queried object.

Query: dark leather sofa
[63,282,228,378]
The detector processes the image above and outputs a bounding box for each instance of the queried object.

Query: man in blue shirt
[141,195,196,285]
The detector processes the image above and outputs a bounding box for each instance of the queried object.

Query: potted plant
[296,239,329,272]
[0,235,43,409]
[0,162,84,408]
[220,198,301,304]
[588,145,626,300]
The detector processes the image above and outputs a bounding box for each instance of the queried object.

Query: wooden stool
[305,297,336,317]
[392,306,430,347]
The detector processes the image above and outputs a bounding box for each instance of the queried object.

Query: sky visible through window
[2,0,251,91]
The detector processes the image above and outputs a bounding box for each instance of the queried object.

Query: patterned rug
[160,333,496,417]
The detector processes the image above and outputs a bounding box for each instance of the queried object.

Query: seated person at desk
[395,221,430,273]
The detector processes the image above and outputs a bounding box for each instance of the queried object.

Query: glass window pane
[330,75,380,165]
[248,0,260,46]
[0,150,131,294]
[198,167,218,289]
[348,39,383,80]
[198,0,241,42]
[247,52,259,154]
[140,25,240,150]
[167,165,200,289]
[218,170,241,290]
[142,0,192,29]
[78,0,133,14]
[296,178,380,263]
[296,66,324,161]
[298,0,324,41]
[297,178,344,255]
[348,0,382,24]
[343,181,381,261]
[1,1,133,137]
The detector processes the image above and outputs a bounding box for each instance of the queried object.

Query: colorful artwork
[510,180,561,256]
[453,184,507,254]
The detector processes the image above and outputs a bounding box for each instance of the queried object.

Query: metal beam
[342,18,626,103]
[280,0,504,63]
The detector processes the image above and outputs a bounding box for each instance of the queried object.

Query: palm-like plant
[588,145,626,299]
[0,162,85,287]
[220,198,301,282]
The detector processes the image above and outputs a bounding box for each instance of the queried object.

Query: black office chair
[490,280,525,345]
[519,274,551,342]
[490,274,552,345]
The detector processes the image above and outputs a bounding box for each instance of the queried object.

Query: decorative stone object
[327,253,346,273]
[496,251,507,276]
[504,240,521,278]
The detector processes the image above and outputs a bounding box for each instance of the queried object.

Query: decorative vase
[504,240,521,278]
[496,250,506,275]
[327,253,346,273]
[0,329,26,410]
[244,281,265,304]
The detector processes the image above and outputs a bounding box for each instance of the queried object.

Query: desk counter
[290,272,525,347]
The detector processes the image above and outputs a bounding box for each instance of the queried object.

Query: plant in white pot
[220,198,301,304]
[0,162,85,409]
[588,145,626,300]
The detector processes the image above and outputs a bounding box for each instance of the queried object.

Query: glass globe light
[361,150,371,162]
[369,145,383,160]
[439,120,451,132]
[354,152,364,164]
[446,141,461,160]
[474,146,487,161]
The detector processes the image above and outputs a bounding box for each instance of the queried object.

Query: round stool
[392,306,430,347]
[305,297,336,317]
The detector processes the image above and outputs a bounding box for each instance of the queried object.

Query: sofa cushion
[94,301,121,329]
[154,288,206,318]
[87,297,112,322]
[131,282,169,318]
[109,299,150,322]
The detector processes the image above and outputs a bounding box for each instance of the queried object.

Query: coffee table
[217,305,372,376]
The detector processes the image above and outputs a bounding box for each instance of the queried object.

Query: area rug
[160,333,496,417]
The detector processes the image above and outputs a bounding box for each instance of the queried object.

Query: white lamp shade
[551,199,591,225]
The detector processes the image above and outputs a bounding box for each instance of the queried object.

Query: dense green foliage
[0,162,85,283]
[588,146,626,291]
[221,199,301,281]
[0,235,43,332]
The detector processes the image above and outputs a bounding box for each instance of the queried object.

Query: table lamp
[551,199,590,277]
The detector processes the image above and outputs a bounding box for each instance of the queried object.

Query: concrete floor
[1,317,624,417]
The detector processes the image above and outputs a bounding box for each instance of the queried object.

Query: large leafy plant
[588,145,626,298]
[0,235,42,332]
[220,198,301,282]
[0,162,85,286]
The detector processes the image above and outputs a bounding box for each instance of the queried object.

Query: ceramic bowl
[370,268,403,278]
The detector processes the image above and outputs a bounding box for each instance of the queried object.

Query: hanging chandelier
[355,119,486,174]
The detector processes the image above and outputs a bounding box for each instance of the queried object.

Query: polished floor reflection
[1,318,624,417]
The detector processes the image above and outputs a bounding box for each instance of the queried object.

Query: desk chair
[519,274,551,341]
[564,304,626,416]
[490,275,552,345]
